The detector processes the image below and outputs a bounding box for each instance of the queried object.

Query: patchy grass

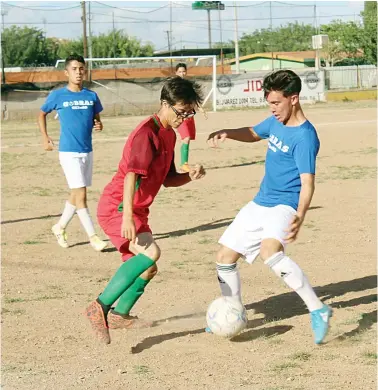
[271,362,300,372]
[198,237,213,245]
[23,240,46,245]
[133,365,151,375]
[30,187,54,197]
[2,308,25,315]
[4,297,26,304]
[330,165,376,180]
[289,352,312,362]
[171,261,186,269]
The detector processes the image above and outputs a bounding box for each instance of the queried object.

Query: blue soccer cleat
[205,326,213,334]
[310,304,333,344]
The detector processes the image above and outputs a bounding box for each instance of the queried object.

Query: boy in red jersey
[175,63,197,172]
[85,77,205,344]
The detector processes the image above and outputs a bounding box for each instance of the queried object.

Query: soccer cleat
[51,224,69,248]
[84,300,111,344]
[89,235,107,252]
[310,304,333,344]
[205,326,213,334]
[107,310,153,329]
[180,163,191,173]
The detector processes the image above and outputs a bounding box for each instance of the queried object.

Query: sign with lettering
[216,71,325,108]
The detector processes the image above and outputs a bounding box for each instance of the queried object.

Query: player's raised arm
[207,127,262,147]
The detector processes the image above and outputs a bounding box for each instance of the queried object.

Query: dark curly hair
[160,76,203,106]
[263,69,302,98]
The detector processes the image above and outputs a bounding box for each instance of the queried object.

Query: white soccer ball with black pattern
[206,296,248,338]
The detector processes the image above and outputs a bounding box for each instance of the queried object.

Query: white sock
[216,263,242,303]
[58,201,76,229]
[265,251,323,312]
[76,208,96,238]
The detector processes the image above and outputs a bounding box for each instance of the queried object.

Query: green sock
[181,143,189,165]
[114,277,151,315]
[99,254,154,306]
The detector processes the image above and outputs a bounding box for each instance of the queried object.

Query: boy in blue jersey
[207,70,332,344]
[38,54,107,252]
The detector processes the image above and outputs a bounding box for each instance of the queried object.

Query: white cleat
[89,235,107,252]
[51,224,69,248]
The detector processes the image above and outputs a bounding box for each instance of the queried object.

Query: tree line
[1,1,376,68]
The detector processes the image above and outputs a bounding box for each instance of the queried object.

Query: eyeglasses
[170,105,196,119]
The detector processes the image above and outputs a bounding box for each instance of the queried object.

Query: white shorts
[59,152,93,189]
[219,201,296,264]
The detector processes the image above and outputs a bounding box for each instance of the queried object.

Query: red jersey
[177,116,196,140]
[101,115,176,217]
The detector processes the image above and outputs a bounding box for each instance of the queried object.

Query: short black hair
[263,69,301,98]
[65,54,85,68]
[161,76,203,106]
[175,62,187,71]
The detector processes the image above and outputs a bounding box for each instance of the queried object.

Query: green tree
[2,26,56,66]
[238,23,316,56]
[91,30,153,58]
[57,39,84,60]
[361,1,377,65]
[320,20,364,66]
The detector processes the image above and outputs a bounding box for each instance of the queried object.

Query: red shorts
[97,195,151,262]
[177,117,196,140]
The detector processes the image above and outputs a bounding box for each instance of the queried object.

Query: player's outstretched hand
[189,164,206,181]
[43,136,54,151]
[121,215,136,243]
[207,131,227,148]
[284,215,304,244]
[93,119,103,132]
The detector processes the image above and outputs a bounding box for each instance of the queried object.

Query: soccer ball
[206,296,248,338]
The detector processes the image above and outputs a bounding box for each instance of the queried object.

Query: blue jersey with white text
[253,115,320,210]
[41,87,103,153]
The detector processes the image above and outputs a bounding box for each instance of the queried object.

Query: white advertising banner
[216,70,325,109]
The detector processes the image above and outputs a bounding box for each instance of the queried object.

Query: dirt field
[2,101,377,390]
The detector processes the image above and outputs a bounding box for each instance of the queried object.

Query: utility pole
[314,2,320,70]
[165,30,171,54]
[1,9,7,84]
[112,12,116,58]
[169,1,173,56]
[269,1,273,70]
[88,1,92,81]
[218,3,223,74]
[207,9,212,48]
[81,1,88,59]
[234,1,240,74]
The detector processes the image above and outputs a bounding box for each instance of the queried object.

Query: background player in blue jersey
[38,54,107,252]
[207,69,332,344]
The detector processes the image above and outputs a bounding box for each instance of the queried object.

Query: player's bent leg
[261,238,332,344]
[86,249,156,341]
[129,232,161,262]
[108,263,158,330]
[105,233,160,330]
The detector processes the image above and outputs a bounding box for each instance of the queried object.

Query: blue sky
[1,1,365,51]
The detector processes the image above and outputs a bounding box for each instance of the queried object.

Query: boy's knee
[260,239,284,262]
[216,245,239,264]
[145,244,161,262]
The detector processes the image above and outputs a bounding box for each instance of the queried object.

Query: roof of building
[226,51,316,64]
